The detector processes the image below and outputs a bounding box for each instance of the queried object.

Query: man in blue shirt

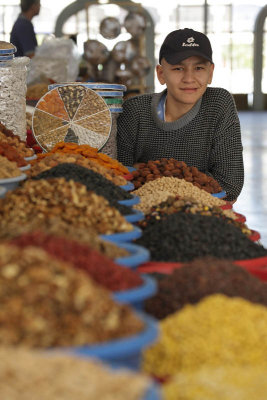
[10,0,41,58]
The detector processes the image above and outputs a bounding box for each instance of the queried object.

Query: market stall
[0,39,267,400]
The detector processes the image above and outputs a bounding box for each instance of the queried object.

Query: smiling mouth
[181,88,197,91]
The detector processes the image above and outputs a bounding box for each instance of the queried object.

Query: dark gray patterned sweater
[117,87,244,201]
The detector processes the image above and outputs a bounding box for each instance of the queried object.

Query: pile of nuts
[28,152,127,185]
[133,177,225,214]
[0,347,150,400]
[0,155,22,179]
[10,230,142,292]
[0,178,133,235]
[32,163,133,215]
[131,159,222,193]
[0,244,144,347]
[0,218,129,260]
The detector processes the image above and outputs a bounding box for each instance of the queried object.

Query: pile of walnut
[131,158,222,194]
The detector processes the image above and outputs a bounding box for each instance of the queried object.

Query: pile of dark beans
[135,212,267,261]
[145,257,267,320]
[32,163,133,215]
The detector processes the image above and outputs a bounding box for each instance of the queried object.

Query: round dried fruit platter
[32,85,112,152]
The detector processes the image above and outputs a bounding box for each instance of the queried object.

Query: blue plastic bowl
[114,242,150,268]
[101,225,142,243]
[126,166,137,172]
[118,195,140,207]
[143,384,162,400]
[113,275,157,310]
[49,83,127,91]
[0,186,7,198]
[120,181,135,191]
[53,312,158,371]
[125,209,145,224]
[212,190,226,198]
[0,173,27,191]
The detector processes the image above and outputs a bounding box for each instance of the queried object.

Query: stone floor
[233,111,267,248]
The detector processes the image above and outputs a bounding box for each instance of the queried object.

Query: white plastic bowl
[0,173,27,191]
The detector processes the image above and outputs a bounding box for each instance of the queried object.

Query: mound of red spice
[10,231,143,292]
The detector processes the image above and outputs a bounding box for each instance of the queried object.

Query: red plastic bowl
[249,229,261,242]
[234,256,267,281]
[220,202,233,210]
[234,212,246,223]
[138,257,267,282]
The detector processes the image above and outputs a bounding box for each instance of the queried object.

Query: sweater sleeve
[116,97,140,166]
[207,91,244,201]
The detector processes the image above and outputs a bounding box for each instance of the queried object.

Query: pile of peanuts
[131,159,222,193]
[133,177,225,214]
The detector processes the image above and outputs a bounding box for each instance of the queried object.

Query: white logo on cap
[182,37,199,47]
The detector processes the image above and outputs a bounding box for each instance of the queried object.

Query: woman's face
[156,56,214,107]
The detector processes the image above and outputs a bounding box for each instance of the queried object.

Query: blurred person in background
[10,0,41,58]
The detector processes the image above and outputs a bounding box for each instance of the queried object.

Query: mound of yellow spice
[142,294,267,378]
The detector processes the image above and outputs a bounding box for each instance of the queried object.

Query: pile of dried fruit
[138,195,252,237]
[0,142,27,167]
[28,152,127,185]
[144,257,267,319]
[37,142,129,175]
[0,178,133,235]
[135,212,267,261]
[0,132,34,158]
[132,159,222,193]
[0,244,144,347]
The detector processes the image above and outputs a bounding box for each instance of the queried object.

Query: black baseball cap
[159,28,213,65]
